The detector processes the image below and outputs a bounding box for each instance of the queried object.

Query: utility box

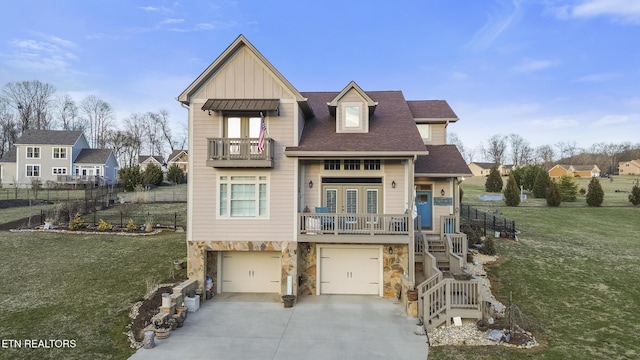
[185,295,200,312]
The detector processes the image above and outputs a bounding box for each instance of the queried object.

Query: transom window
[363,160,380,170]
[26,165,40,177]
[324,160,341,170]
[219,175,268,217]
[344,160,360,170]
[26,147,40,159]
[53,147,67,159]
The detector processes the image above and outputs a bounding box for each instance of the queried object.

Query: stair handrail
[446,234,465,274]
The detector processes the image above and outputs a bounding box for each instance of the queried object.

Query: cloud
[575,72,619,82]
[514,58,557,72]
[160,18,185,25]
[552,0,640,24]
[4,34,78,73]
[592,115,629,126]
[139,6,172,13]
[467,0,523,51]
[531,117,578,129]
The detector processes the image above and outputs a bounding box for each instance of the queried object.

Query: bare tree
[55,94,83,131]
[536,144,555,170]
[80,95,113,148]
[482,134,508,165]
[508,133,535,166]
[2,80,56,132]
[148,109,178,154]
[105,129,140,168]
[448,132,474,163]
[123,113,148,166]
[0,98,19,158]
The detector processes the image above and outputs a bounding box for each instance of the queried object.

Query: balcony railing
[207,138,274,168]
[298,212,410,236]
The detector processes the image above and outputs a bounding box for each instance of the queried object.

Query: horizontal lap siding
[189,103,296,242]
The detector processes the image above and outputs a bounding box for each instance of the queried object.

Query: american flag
[257,113,267,153]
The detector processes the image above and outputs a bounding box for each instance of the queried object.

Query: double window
[53,147,67,159]
[225,116,262,155]
[219,175,268,217]
[53,167,67,175]
[26,147,40,159]
[26,165,40,177]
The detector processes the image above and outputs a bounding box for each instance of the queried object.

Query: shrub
[143,163,164,186]
[558,175,579,202]
[586,177,604,207]
[532,168,550,199]
[167,164,185,184]
[119,165,143,191]
[126,219,138,232]
[546,180,562,207]
[97,219,112,232]
[579,187,587,196]
[485,167,503,192]
[503,173,521,207]
[480,237,496,256]
[629,182,640,206]
[68,212,87,230]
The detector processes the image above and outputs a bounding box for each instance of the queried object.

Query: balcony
[207,138,274,168]
[298,212,412,244]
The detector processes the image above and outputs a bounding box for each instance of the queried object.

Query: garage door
[319,247,380,295]
[221,252,281,293]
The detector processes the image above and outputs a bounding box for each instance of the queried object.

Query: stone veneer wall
[188,240,297,294]
[298,243,408,297]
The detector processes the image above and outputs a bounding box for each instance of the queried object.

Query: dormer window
[345,105,361,128]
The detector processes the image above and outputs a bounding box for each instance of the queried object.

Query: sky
[1,0,639,161]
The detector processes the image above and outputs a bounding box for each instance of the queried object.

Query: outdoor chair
[315,207,334,231]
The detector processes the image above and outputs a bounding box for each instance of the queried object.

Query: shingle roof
[139,155,164,164]
[406,100,458,120]
[470,162,499,169]
[571,165,597,171]
[167,150,187,162]
[285,91,426,153]
[415,145,472,176]
[0,147,16,162]
[15,130,83,145]
[75,149,113,164]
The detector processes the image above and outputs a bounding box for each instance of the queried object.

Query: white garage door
[221,251,281,293]
[319,247,380,295]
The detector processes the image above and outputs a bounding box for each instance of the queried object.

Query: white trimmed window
[53,147,67,159]
[219,175,268,217]
[26,147,40,159]
[344,105,361,128]
[26,165,40,177]
[53,167,67,175]
[417,124,430,141]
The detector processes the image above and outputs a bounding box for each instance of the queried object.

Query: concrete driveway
[129,293,428,360]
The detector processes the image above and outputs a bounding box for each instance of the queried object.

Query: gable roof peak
[327,81,378,107]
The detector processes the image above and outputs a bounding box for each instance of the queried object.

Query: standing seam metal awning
[201,99,279,112]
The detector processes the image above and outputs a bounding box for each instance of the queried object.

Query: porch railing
[423,278,482,328]
[207,138,273,162]
[298,213,410,236]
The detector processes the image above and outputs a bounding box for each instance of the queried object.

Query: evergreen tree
[485,167,503,192]
[522,165,541,191]
[503,173,521,206]
[143,163,164,186]
[532,167,550,198]
[629,182,640,206]
[167,164,185,184]
[586,177,604,207]
[558,175,579,202]
[546,180,562,207]
[119,165,143,191]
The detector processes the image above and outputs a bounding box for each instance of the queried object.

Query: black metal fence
[41,209,186,230]
[460,203,517,239]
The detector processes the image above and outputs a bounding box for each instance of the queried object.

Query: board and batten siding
[188,102,296,242]
[195,47,295,100]
[424,124,447,145]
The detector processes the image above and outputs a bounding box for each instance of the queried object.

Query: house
[177,35,477,325]
[138,155,165,171]
[468,162,501,177]
[549,164,600,177]
[167,150,188,178]
[618,159,640,175]
[0,129,118,187]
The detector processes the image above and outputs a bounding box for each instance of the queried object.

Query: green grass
[0,203,56,225]
[0,231,186,360]
[430,176,640,359]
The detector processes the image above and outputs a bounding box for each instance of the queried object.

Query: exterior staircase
[416,218,484,329]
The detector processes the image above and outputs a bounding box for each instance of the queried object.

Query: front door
[416,191,432,228]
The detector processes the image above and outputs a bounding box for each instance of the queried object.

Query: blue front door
[416,191,432,228]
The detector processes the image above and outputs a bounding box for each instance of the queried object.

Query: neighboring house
[177,35,476,326]
[549,164,600,177]
[501,164,514,176]
[0,129,118,187]
[468,162,501,177]
[138,155,165,171]
[618,159,640,175]
[167,150,188,177]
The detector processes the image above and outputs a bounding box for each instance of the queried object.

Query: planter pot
[407,289,418,302]
[161,293,171,308]
[173,260,184,270]
[282,295,296,308]
[172,314,184,328]
[154,327,170,340]
[142,330,155,349]
[145,223,153,233]
[176,306,188,320]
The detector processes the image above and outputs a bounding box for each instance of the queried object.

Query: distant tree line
[449,132,640,175]
[0,80,187,167]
